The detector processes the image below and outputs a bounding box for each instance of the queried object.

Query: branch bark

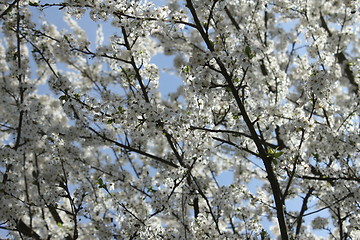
[185,1,289,239]
[88,127,179,168]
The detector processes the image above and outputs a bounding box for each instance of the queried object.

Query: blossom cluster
[0,0,359,239]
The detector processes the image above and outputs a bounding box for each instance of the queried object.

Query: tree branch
[88,127,179,168]
[186,1,289,238]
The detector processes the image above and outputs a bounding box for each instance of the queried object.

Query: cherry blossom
[0,0,359,239]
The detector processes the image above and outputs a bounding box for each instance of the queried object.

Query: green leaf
[267,147,283,160]
[182,65,190,74]
[107,119,115,124]
[244,46,251,56]
[96,178,112,195]
[273,151,283,158]
[148,187,157,193]
[96,178,104,186]
[244,45,254,59]
[97,178,107,189]
[117,106,125,114]
[59,95,69,102]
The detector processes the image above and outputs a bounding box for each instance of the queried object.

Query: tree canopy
[0,0,359,239]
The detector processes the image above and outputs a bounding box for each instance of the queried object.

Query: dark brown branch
[300,175,360,183]
[193,197,199,218]
[121,27,150,103]
[275,126,287,150]
[186,1,289,238]
[48,204,64,225]
[283,128,305,200]
[212,136,259,157]
[163,130,186,167]
[204,0,218,34]
[0,0,19,19]
[59,162,78,240]
[190,125,252,139]
[335,51,358,93]
[191,175,222,235]
[224,6,240,31]
[337,208,344,240]
[319,13,358,93]
[14,0,24,150]
[295,188,314,236]
[118,202,146,226]
[113,11,198,29]
[16,219,41,240]
[88,127,179,168]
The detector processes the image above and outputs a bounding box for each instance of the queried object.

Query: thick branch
[16,219,41,240]
[186,1,288,238]
[14,0,25,150]
[295,188,314,236]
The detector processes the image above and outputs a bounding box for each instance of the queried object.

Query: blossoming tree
[0,0,359,239]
